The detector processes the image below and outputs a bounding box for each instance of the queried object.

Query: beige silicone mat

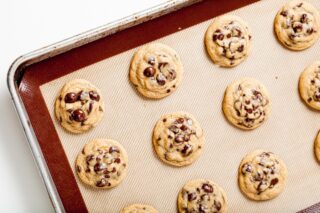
[40,0,320,212]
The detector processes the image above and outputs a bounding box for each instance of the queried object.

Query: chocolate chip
[86,154,94,164]
[94,163,104,173]
[167,89,171,93]
[181,144,192,156]
[213,34,218,41]
[300,13,308,23]
[217,34,224,40]
[88,101,94,114]
[168,135,173,139]
[236,29,242,37]
[76,165,81,173]
[109,146,120,153]
[104,174,110,178]
[183,134,190,142]
[199,205,206,213]
[167,70,176,81]
[293,24,303,33]
[257,181,263,193]
[308,97,313,102]
[169,125,179,133]
[214,200,222,211]
[64,92,78,103]
[71,109,86,122]
[114,158,121,164]
[111,167,116,173]
[237,45,244,52]
[85,168,90,173]
[280,10,288,17]
[96,178,107,187]
[297,2,303,7]
[99,106,104,112]
[180,125,188,131]
[175,134,184,143]
[227,33,231,38]
[158,62,168,70]
[156,74,166,85]
[188,192,197,201]
[163,118,167,122]
[148,56,155,65]
[215,29,221,33]
[245,100,251,105]
[177,118,184,123]
[143,67,156,77]
[202,183,213,193]
[89,91,100,101]
[307,28,314,34]
[246,108,253,114]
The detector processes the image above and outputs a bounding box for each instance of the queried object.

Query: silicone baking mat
[40,0,320,212]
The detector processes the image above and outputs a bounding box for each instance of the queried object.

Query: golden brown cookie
[55,79,104,134]
[152,112,204,167]
[274,0,320,50]
[238,150,288,201]
[299,60,320,110]
[177,179,228,213]
[222,77,272,130]
[129,43,183,99]
[76,139,128,189]
[205,14,252,67]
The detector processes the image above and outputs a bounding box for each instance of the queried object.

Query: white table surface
[0,0,165,212]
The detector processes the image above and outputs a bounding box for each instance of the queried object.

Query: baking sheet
[40,0,320,212]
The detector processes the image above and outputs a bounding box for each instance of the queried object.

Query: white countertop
[0,0,165,212]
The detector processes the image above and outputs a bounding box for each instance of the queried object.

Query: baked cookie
[299,61,320,110]
[129,43,183,99]
[177,179,228,213]
[76,139,128,189]
[314,130,320,162]
[205,14,252,67]
[222,77,271,130]
[152,112,204,167]
[274,0,320,51]
[55,79,104,134]
[120,204,158,213]
[238,150,288,201]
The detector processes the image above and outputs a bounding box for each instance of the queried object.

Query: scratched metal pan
[8,0,318,212]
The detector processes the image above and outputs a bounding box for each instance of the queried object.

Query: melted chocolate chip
[175,134,184,143]
[158,62,168,70]
[167,89,171,93]
[237,45,244,52]
[307,28,314,34]
[71,109,86,122]
[199,204,206,213]
[111,167,116,173]
[156,74,166,85]
[89,91,100,101]
[163,118,167,122]
[109,146,120,153]
[177,118,184,123]
[188,192,197,201]
[213,34,218,41]
[227,33,231,38]
[183,134,190,142]
[114,158,121,164]
[88,102,94,114]
[96,179,107,187]
[308,97,313,102]
[85,168,90,173]
[270,178,279,187]
[293,24,303,33]
[169,125,179,133]
[180,125,188,131]
[76,165,81,173]
[214,200,222,211]
[280,10,288,17]
[181,144,192,156]
[143,67,156,77]
[202,183,213,193]
[217,34,224,40]
[300,14,307,23]
[86,154,94,163]
[64,92,78,103]
[94,163,105,173]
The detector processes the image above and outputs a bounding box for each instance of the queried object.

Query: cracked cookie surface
[222,77,271,130]
[299,61,320,110]
[55,79,104,134]
[129,43,183,99]
[177,179,228,213]
[120,204,158,213]
[152,112,204,167]
[76,139,128,189]
[205,14,252,67]
[238,150,287,201]
[274,0,320,50]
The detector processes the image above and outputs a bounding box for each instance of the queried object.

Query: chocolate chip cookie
[55,79,104,134]
[274,0,320,50]
[120,204,158,213]
[222,77,272,130]
[152,112,204,167]
[314,130,320,162]
[238,150,288,201]
[76,139,128,189]
[129,43,183,99]
[299,61,320,110]
[177,179,228,213]
[205,15,252,67]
